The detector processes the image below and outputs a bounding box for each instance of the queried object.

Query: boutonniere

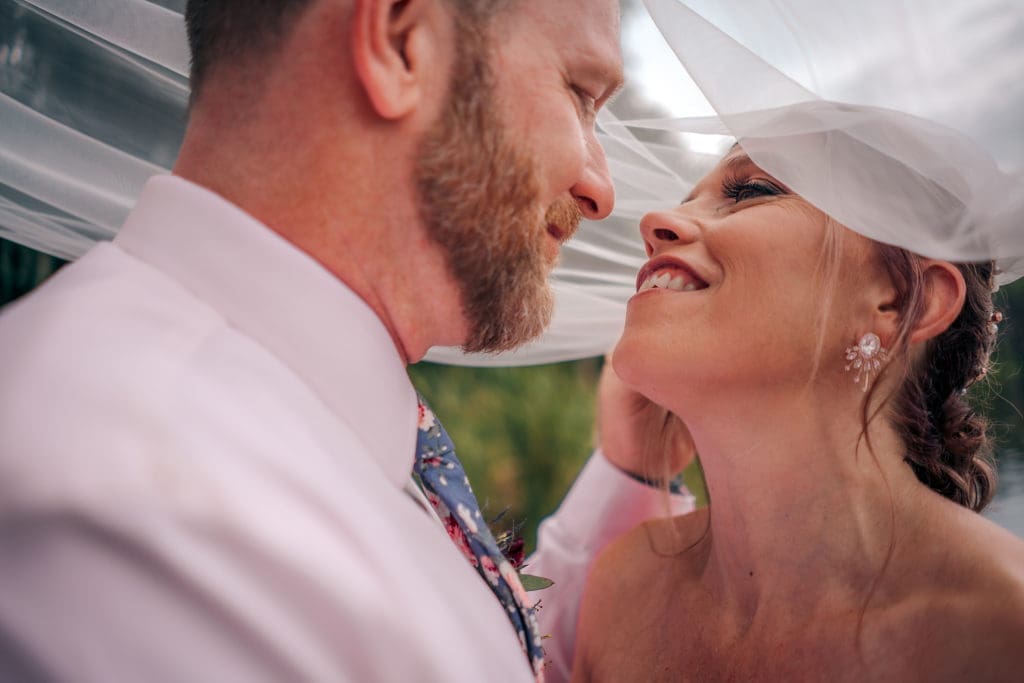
[493,511,554,592]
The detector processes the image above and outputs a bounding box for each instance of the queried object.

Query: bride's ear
[868,259,965,348]
[913,262,966,348]
[906,260,966,344]
[350,0,450,120]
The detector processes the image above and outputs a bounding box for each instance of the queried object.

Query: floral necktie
[414,395,545,681]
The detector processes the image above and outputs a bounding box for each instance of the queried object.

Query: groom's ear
[351,0,454,120]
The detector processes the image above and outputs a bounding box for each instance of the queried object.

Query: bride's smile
[634,257,710,294]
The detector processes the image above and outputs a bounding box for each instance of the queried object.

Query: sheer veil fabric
[621,0,1024,284]
[1,0,1022,366]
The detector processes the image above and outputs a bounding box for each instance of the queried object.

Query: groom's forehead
[492,0,620,44]
[492,0,623,80]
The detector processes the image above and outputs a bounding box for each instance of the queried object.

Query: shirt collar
[115,174,418,489]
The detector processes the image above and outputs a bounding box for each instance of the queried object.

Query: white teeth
[638,267,705,293]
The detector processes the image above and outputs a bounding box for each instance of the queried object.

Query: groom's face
[415,0,621,354]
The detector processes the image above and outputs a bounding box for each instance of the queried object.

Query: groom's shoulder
[0,242,259,507]
[0,241,224,404]
[0,240,220,354]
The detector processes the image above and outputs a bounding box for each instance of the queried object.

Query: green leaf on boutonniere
[520,573,554,591]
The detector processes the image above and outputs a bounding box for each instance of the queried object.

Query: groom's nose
[571,133,614,221]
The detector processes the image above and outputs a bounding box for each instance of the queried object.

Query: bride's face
[614,148,882,410]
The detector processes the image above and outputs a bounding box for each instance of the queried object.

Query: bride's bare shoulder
[573,508,710,680]
[944,507,1024,638]
[578,507,710,624]
[874,504,1024,677]
[595,507,710,580]
[930,500,1024,590]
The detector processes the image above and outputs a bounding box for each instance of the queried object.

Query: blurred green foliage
[411,360,710,551]
[2,237,1021,552]
[410,360,602,549]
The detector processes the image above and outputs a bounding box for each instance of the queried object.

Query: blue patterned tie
[414,395,545,681]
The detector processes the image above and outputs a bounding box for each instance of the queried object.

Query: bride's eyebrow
[680,153,758,203]
[724,153,758,174]
[724,154,792,191]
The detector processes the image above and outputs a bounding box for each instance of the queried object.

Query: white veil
[621,0,1024,282]
[1,0,1022,366]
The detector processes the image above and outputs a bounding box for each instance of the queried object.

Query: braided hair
[872,247,999,511]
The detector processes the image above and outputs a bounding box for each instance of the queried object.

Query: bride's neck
[683,388,924,616]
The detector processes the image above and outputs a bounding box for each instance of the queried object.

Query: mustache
[544,198,584,242]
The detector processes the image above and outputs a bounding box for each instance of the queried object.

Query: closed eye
[722,176,786,203]
[571,84,597,119]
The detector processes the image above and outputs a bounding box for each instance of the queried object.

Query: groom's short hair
[185,0,309,98]
[184,0,508,101]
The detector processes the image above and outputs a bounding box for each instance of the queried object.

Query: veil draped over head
[616,0,1024,281]
[1,0,1022,366]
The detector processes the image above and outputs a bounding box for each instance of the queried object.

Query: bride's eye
[722,176,785,203]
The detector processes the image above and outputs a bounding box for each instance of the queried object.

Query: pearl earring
[844,332,888,392]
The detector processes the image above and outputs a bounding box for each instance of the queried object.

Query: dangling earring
[844,332,888,392]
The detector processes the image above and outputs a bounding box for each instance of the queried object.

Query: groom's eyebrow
[592,65,626,105]
[574,48,625,105]
[605,67,625,99]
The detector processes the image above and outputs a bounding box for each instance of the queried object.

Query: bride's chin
[613,333,704,413]
[611,335,665,394]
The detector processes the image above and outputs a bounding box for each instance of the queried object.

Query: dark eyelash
[722,176,785,203]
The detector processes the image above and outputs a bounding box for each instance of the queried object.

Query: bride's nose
[639,208,701,257]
